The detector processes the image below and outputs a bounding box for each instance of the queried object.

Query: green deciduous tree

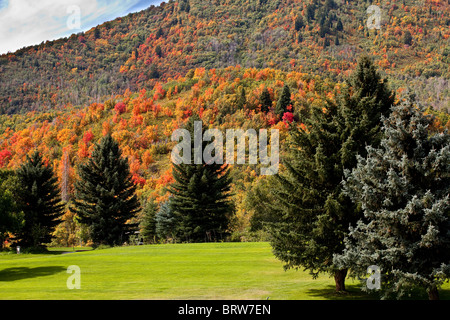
[71,135,140,246]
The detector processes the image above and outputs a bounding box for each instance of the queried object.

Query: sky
[0,0,163,54]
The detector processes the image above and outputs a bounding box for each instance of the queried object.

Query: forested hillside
[1,0,449,114]
[0,0,449,245]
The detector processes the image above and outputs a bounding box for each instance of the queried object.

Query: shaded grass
[0,242,448,300]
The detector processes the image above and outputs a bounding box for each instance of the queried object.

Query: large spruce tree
[267,100,355,291]
[16,151,64,248]
[168,115,233,242]
[264,56,395,292]
[71,134,140,246]
[334,99,450,300]
[339,55,395,170]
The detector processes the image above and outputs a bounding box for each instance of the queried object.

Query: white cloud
[0,0,150,54]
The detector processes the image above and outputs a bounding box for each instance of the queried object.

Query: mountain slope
[0,0,449,114]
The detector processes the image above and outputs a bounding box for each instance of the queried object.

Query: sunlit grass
[0,242,448,300]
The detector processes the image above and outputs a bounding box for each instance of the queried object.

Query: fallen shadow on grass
[306,284,450,300]
[0,266,66,282]
[305,284,378,300]
[50,250,91,255]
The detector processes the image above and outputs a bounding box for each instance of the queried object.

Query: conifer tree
[259,87,272,112]
[275,85,291,117]
[71,135,140,246]
[339,55,395,170]
[264,56,395,292]
[236,87,247,109]
[267,101,356,291]
[0,170,22,248]
[335,98,450,300]
[168,115,233,242]
[294,16,304,31]
[140,197,159,243]
[155,198,177,241]
[16,151,64,248]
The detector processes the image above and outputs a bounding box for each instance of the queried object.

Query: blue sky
[0,0,163,54]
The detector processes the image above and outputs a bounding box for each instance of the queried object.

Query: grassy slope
[2,242,449,300]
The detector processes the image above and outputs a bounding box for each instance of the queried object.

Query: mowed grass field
[0,242,448,300]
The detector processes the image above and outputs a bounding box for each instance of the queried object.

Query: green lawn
[0,242,448,300]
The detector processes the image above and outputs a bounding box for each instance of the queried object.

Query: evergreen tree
[236,87,247,109]
[334,99,450,300]
[0,170,22,248]
[16,151,64,248]
[334,34,340,46]
[168,115,233,242]
[149,64,160,79]
[263,56,395,292]
[294,16,304,31]
[71,135,140,246]
[275,85,291,117]
[306,4,315,22]
[155,45,163,58]
[336,18,343,31]
[140,197,159,243]
[403,30,413,45]
[259,87,272,112]
[339,56,395,170]
[266,101,356,291]
[155,198,177,241]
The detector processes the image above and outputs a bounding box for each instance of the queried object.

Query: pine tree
[334,34,340,46]
[259,87,272,112]
[71,135,140,246]
[339,55,395,170]
[294,16,304,31]
[266,101,356,291]
[275,85,291,117]
[155,198,177,241]
[236,87,247,109]
[403,30,413,45]
[263,57,395,292]
[140,197,159,244]
[336,18,343,31]
[335,98,450,300]
[168,115,233,242]
[0,170,22,248]
[16,151,64,248]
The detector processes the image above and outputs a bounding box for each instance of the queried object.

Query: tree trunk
[428,287,439,300]
[334,269,348,292]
